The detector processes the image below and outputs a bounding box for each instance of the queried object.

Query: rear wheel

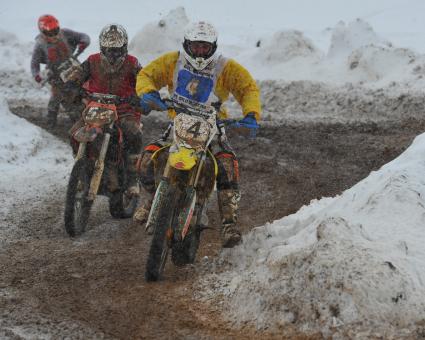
[145,183,176,282]
[64,158,94,237]
[109,190,138,218]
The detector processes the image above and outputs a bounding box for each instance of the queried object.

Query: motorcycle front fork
[75,122,114,201]
[75,142,86,161]
[161,152,208,240]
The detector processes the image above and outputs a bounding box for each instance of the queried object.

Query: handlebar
[162,98,174,108]
[85,92,139,106]
[161,97,258,139]
[88,92,120,103]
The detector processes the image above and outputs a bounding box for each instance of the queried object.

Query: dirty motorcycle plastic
[64,92,139,237]
[144,99,234,282]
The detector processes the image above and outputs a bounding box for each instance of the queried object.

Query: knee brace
[215,152,239,191]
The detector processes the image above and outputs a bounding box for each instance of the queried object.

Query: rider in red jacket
[70,24,143,196]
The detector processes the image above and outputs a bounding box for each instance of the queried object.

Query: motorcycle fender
[151,144,171,161]
[169,147,197,171]
[177,187,196,240]
[207,149,218,178]
[146,179,170,232]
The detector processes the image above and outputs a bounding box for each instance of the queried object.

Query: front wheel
[171,228,201,266]
[145,182,175,282]
[64,158,94,237]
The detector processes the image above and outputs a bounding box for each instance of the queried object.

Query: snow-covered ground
[2,1,425,336]
[198,132,425,336]
[0,96,73,240]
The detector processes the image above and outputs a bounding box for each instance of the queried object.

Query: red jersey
[81,53,142,116]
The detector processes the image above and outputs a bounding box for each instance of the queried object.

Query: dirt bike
[144,100,248,282]
[64,92,139,237]
[57,53,82,83]
[40,51,83,86]
[40,52,83,122]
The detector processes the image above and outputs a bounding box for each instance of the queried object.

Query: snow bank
[197,133,425,337]
[254,30,321,63]
[327,19,391,59]
[0,96,73,232]
[347,45,419,83]
[259,80,425,123]
[239,18,425,91]
[0,96,41,165]
[129,7,189,65]
[0,30,31,71]
[0,29,48,105]
[329,20,425,86]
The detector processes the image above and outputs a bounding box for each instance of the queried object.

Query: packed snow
[0,96,73,239]
[0,29,49,107]
[2,1,425,337]
[198,132,425,336]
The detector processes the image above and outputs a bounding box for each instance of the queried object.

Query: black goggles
[43,27,60,37]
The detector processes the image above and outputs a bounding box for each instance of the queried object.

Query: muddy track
[3,105,425,339]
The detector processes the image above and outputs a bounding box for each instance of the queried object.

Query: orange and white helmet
[182,21,218,71]
[38,14,60,37]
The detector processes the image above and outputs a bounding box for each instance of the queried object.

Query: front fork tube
[192,153,206,188]
[179,152,207,240]
[152,151,207,240]
[145,179,170,233]
[87,123,113,201]
[75,142,86,161]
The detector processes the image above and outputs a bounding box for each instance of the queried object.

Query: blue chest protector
[171,54,227,113]
[175,68,214,104]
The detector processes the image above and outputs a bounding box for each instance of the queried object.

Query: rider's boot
[133,148,157,227]
[133,191,153,227]
[126,154,140,197]
[218,189,242,248]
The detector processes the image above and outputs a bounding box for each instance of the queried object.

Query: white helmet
[99,24,128,69]
[182,21,218,71]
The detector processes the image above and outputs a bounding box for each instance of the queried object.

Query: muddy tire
[64,158,94,237]
[171,228,201,266]
[109,190,138,219]
[145,183,175,282]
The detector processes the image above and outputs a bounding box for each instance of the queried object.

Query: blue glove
[237,112,259,138]
[238,112,258,129]
[139,91,168,114]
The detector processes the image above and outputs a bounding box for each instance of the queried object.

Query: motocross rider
[31,14,90,127]
[133,21,261,248]
[69,24,143,197]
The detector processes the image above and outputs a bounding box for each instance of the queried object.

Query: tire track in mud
[3,105,425,338]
